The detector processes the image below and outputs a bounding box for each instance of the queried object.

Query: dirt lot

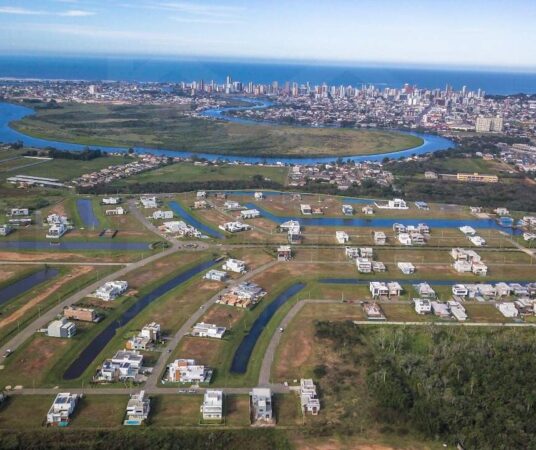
[0,265,93,330]
[201,304,244,328]
[176,336,224,367]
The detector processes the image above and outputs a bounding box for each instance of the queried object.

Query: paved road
[501,231,536,258]
[0,261,129,266]
[145,259,280,390]
[0,244,180,358]
[259,299,337,385]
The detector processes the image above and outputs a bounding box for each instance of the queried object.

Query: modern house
[196,191,207,199]
[362,205,374,215]
[359,247,374,258]
[414,299,432,314]
[356,257,372,273]
[166,359,212,384]
[240,209,261,220]
[47,318,76,338]
[448,300,468,321]
[254,192,264,200]
[222,258,247,273]
[46,393,79,426]
[362,302,386,320]
[459,225,476,236]
[140,196,158,209]
[469,235,487,247]
[335,231,349,244]
[102,197,121,205]
[372,261,386,272]
[397,262,415,274]
[219,222,251,233]
[341,204,354,215]
[204,269,228,282]
[96,350,144,382]
[201,390,223,421]
[300,204,312,215]
[431,301,450,318]
[452,284,469,297]
[46,223,67,239]
[8,208,29,216]
[277,245,292,261]
[375,198,408,209]
[218,282,266,308]
[105,206,125,216]
[398,233,412,246]
[152,210,174,220]
[64,306,97,322]
[250,388,274,425]
[414,282,436,299]
[300,379,320,415]
[124,391,150,426]
[224,201,243,211]
[496,302,518,318]
[373,231,386,245]
[191,322,226,339]
[94,280,128,301]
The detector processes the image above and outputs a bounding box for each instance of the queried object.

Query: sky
[0,0,535,69]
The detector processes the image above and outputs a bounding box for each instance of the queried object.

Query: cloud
[170,16,241,25]
[157,2,244,17]
[0,7,45,15]
[59,10,95,17]
[0,5,95,17]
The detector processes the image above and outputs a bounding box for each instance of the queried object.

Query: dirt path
[0,265,93,329]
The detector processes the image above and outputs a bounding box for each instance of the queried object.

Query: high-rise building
[476,116,503,132]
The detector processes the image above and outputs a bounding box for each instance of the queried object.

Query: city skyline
[0,0,535,69]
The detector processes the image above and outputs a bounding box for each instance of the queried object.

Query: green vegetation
[315,321,536,449]
[111,162,289,187]
[12,102,423,157]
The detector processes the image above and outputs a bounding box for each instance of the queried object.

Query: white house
[300,379,320,415]
[46,223,67,239]
[96,350,144,382]
[277,245,292,261]
[414,298,432,315]
[452,284,469,297]
[8,208,29,216]
[191,322,226,339]
[196,191,207,199]
[219,222,251,233]
[414,282,436,298]
[373,231,386,245]
[250,388,273,424]
[494,207,510,216]
[496,302,518,318]
[448,301,468,321]
[469,235,487,247]
[102,197,120,205]
[341,204,354,215]
[398,233,412,246]
[94,281,128,301]
[356,257,372,273]
[336,231,349,244]
[431,301,450,318]
[47,318,76,338]
[459,226,476,236]
[254,192,264,200]
[376,198,408,210]
[453,260,473,273]
[47,393,79,426]
[140,196,158,209]
[224,201,243,211]
[201,390,223,421]
[240,209,261,220]
[204,269,228,282]
[362,205,374,215]
[152,210,174,220]
[106,207,125,216]
[472,261,488,276]
[140,322,161,341]
[167,359,212,383]
[360,247,374,258]
[397,262,415,274]
[372,261,386,272]
[124,391,150,426]
[300,204,312,215]
[222,258,247,273]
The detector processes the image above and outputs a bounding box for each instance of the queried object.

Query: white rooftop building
[140,196,157,209]
[222,258,247,273]
[124,391,150,426]
[201,390,223,421]
[496,302,518,318]
[47,393,79,426]
[300,379,320,415]
[94,280,128,301]
[167,359,212,383]
[47,318,76,338]
[191,322,226,339]
[397,262,415,274]
[250,388,274,424]
[414,299,432,314]
[219,222,251,233]
[336,231,349,244]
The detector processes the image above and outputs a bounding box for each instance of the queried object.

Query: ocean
[0,55,536,95]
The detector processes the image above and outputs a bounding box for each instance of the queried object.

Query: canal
[230,282,305,374]
[63,258,218,380]
[76,199,100,228]
[0,267,60,307]
[168,201,223,239]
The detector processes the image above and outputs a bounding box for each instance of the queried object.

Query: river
[0,100,455,164]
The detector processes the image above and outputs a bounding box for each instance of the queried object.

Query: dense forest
[0,428,291,450]
[315,321,536,449]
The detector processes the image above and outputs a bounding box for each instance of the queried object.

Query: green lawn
[12,102,423,158]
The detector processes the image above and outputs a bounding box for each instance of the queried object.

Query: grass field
[0,154,127,182]
[112,162,289,186]
[12,102,424,158]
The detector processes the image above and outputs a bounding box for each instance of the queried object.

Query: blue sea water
[1,55,536,95]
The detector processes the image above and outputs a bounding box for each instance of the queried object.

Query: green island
[10,102,423,158]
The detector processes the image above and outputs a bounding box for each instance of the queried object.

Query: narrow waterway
[0,267,59,307]
[63,258,217,380]
[230,282,305,374]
